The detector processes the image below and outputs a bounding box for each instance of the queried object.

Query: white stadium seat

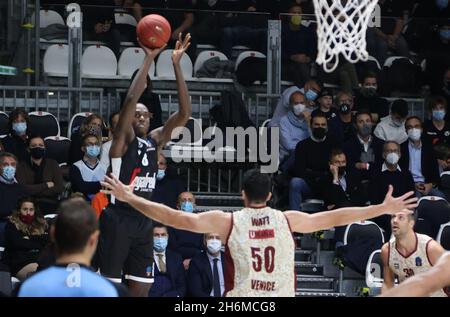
[118,47,156,79]
[32,10,65,28]
[193,50,228,75]
[155,49,193,79]
[383,56,412,68]
[114,12,137,26]
[235,51,266,71]
[81,45,118,78]
[43,44,69,77]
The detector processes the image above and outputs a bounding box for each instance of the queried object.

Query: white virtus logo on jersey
[66,263,81,288]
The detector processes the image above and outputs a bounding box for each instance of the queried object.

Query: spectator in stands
[424,96,450,146]
[269,79,321,127]
[424,21,450,93]
[281,3,316,88]
[100,111,120,169]
[0,152,28,240]
[112,0,142,44]
[187,232,225,297]
[342,111,384,204]
[441,67,450,107]
[149,223,186,297]
[435,143,450,175]
[335,91,356,143]
[191,0,221,46]
[80,0,121,57]
[144,0,196,59]
[18,198,121,297]
[4,198,49,281]
[168,192,203,270]
[354,73,390,123]
[369,141,415,234]
[69,133,107,201]
[69,113,104,165]
[114,0,143,21]
[400,116,444,198]
[374,99,409,144]
[2,108,30,162]
[290,113,337,211]
[16,135,64,214]
[279,91,310,169]
[151,153,185,209]
[366,0,410,65]
[311,89,337,121]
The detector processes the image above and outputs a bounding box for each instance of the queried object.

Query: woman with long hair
[4,197,49,281]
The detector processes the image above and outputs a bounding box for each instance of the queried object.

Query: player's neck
[396,231,416,252]
[56,253,91,267]
[246,203,267,209]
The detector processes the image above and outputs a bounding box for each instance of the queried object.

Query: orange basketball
[136,14,171,49]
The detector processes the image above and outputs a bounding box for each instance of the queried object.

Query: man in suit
[149,223,187,297]
[399,116,445,198]
[187,232,225,297]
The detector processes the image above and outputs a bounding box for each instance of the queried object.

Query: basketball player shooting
[102,170,417,297]
[97,33,192,297]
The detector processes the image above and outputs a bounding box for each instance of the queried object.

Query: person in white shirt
[374,99,409,144]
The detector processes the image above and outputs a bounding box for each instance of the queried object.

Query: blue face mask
[436,0,449,9]
[433,110,446,121]
[305,89,318,101]
[2,165,16,181]
[440,29,450,40]
[180,201,194,213]
[12,122,27,135]
[156,169,165,181]
[86,145,101,158]
[153,237,168,252]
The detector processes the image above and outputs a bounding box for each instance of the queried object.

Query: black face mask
[312,127,327,139]
[339,103,351,114]
[338,166,346,176]
[30,147,46,159]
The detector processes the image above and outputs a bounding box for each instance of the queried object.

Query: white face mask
[386,152,400,165]
[293,103,306,116]
[408,128,422,141]
[207,239,222,254]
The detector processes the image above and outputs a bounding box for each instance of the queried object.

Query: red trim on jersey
[425,239,433,266]
[283,213,297,292]
[395,233,418,259]
[129,167,142,185]
[223,213,235,296]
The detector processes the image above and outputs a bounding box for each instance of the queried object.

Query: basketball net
[313,0,379,73]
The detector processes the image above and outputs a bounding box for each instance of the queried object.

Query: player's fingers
[183,33,191,47]
[404,197,418,205]
[100,189,112,195]
[399,191,415,201]
[386,184,393,197]
[182,42,191,52]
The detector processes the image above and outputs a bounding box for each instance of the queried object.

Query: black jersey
[111,136,158,209]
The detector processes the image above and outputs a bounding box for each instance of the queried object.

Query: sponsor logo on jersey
[394,263,400,270]
[248,229,275,239]
[251,279,276,291]
[415,257,422,267]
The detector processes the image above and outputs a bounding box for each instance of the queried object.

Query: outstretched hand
[382,185,418,215]
[101,174,134,203]
[172,33,191,65]
[138,38,167,60]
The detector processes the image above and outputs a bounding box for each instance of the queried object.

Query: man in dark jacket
[187,232,225,297]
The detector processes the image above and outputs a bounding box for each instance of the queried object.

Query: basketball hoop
[313,0,379,73]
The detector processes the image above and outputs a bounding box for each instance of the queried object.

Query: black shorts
[97,205,154,284]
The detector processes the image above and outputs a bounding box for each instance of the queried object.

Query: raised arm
[150,33,192,150]
[101,174,231,241]
[110,43,165,158]
[285,185,417,233]
[380,252,450,297]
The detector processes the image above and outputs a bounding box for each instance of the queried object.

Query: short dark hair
[434,143,450,160]
[391,99,409,118]
[383,141,400,152]
[405,116,423,128]
[81,133,101,146]
[54,198,98,255]
[428,95,448,112]
[364,72,378,81]
[329,148,345,161]
[242,169,271,204]
[310,112,328,125]
[8,108,29,134]
[26,134,45,147]
[0,151,18,164]
[108,111,120,128]
[355,110,372,122]
[153,222,168,232]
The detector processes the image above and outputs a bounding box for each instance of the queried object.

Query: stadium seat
[436,222,450,250]
[416,196,450,238]
[117,47,156,79]
[383,56,411,68]
[260,119,271,128]
[367,56,381,70]
[81,45,118,78]
[44,136,71,166]
[155,49,193,79]
[440,171,450,198]
[114,12,137,26]
[0,270,12,297]
[28,111,60,138]
[67,112,92,139]
[31,10,65,28]
[234,51,266,72]
[193,50,228,75]
[0,111,9,137]
[43,44,69,77]
[365,249,383,293]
